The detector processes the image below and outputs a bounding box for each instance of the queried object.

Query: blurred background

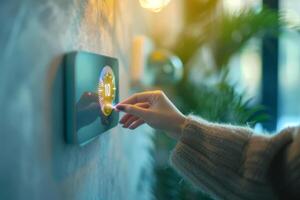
[138,0,300,199]
[1,0,299,199]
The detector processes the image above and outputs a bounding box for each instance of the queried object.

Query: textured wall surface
[0,0,153,199]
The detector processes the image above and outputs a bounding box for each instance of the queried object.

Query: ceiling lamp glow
[139,0,171,12]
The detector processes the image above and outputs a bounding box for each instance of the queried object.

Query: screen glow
[139,0,171,12]
[98,66,116,116]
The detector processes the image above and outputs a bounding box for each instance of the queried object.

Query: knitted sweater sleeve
[170,115,296,200]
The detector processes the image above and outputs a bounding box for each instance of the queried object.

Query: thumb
[116,104,148,119]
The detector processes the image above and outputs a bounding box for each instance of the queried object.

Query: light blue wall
[0,0,153,199]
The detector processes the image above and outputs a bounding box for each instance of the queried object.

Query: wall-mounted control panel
[64,51,119,145]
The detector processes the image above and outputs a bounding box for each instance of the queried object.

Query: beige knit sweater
[171,115,300,200]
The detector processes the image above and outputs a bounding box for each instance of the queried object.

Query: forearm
[165,114,188,140]
[170,115,294,200]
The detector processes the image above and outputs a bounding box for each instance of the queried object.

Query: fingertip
[128,123,136,130]
[116,104,126,111]
[119,117,126,124]
[113,106,119,112]
[128,119,144,130]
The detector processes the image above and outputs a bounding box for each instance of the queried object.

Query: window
[278,0,300,129]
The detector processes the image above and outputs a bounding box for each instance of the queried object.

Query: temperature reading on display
[64,51,119,145]
[104,84,111,97]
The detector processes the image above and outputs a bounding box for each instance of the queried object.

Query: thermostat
[64,51,119,145]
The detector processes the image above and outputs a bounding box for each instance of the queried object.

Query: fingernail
[116,104,125,111]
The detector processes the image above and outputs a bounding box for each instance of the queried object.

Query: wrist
[178,114,188,136]
[167,114,187,140]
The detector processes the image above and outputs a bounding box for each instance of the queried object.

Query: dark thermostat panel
[64,51,119,145]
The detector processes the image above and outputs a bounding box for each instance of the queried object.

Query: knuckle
[155,90,164,96]
[126,106,132,112]
[154,90,166,99]
[127,106,137,115]
[132,93,138,99]
[133,93,141,102]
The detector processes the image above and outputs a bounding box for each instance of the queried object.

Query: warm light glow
[98,66,116,116]
[139,0,171,12]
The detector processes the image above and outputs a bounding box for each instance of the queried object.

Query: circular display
[98,66,116,116]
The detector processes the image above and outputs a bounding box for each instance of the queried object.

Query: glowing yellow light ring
[98,66,116,116]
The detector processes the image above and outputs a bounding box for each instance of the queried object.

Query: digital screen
[98,66,116,117]
[64,51,119,145]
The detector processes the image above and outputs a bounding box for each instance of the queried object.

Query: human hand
[116,90,186,140]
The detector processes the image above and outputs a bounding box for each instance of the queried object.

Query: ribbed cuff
[177,115,252,170]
